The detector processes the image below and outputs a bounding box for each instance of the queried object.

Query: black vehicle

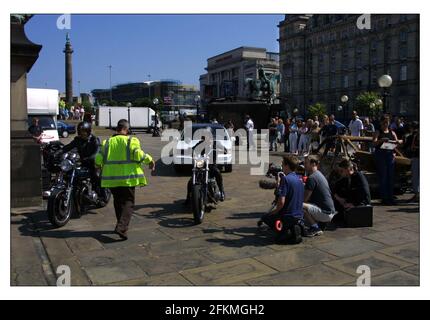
[190,150,222,224]
[44,151,111,228]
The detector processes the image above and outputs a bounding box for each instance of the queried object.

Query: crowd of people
[59,105,86,121]
[261,112,419,210]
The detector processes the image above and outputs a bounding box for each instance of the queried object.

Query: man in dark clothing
[61,122,103,199]
[28,117,43,142]
[334,159,371,210]
[185,130,225,204]
[258,155,304,230]
[319,115,338,156]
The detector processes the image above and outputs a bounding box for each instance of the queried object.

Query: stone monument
[11,15,43,207]
[64,33,73,106]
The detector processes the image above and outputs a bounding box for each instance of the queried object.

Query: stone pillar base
[11,130,42,208]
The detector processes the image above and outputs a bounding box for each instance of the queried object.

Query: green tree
[355,91,383,118]
[307,102,327,119]
[82,100,93,113]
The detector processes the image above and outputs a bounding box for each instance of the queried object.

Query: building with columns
[199,47,280,102]
[278,14,419,119]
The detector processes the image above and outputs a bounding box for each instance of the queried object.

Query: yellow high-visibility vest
[95,134,153,188]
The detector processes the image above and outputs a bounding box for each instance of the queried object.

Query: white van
[27,88,60,143]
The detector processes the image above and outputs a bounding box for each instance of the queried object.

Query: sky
[25,14,283,95]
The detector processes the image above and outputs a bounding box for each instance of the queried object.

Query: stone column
[11,15,43,208]
[64,34,73,106]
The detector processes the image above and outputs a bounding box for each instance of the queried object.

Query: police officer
[62,122,101,197]
[95,119,155,240]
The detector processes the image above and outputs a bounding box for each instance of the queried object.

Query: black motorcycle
[190,150,221,224]
[44,151,111,228]
[41,141,64,191]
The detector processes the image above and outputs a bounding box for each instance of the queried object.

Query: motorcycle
[190,149,222,225]
[41,141,64,191]
[44,151,111,228]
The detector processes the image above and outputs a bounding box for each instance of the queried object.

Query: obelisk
[63,33,73,106]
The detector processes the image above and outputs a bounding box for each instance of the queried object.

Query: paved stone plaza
[11,134,420,286]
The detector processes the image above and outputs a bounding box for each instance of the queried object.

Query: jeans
[298,134,308,153]
[289,133,298,154]
[269,135,277,151]
[374,149,395,202]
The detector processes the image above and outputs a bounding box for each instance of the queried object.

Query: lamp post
[194,95,201,120]
[340,95,349,123]
[107,65,112,102]
[378,74,392,114]
[337,105,343,119]
[126,102,132,129]
[148,74,151,99]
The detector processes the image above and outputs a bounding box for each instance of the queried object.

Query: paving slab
[371,271,419,286]
[324,251,413,278]
[134,251,212,276]
[377,242,420,265]
[363,229,419,246]
[403,264,420,277]
[247,264,355,286]
[110,272,193,286]
[198,245,276,263]
[314,236,386,258]
[180,258,277,285]
[83,261,147,285]
[254,247,337,272]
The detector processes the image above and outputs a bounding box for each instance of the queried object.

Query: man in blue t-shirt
[259,155,304,229]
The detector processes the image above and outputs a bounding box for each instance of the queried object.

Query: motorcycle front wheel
[191,185,205,225]
[47,189,74,228]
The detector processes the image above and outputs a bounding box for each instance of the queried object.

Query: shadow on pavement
[226,212,264,220]
[204,226,274,248]
[15,211,124,244]
[134,200,196,228]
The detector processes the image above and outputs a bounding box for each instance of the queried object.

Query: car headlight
[60,159,73,172]
[195,159,205,168]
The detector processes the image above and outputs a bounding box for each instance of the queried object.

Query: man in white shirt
[348,111,364,148]
[349,111,364,137]
[245,115,255,150]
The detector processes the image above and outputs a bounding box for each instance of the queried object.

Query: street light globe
[126,102,132,108]
[194,95,201,103]
[152,98,159,105]
[340,95,349,103]
[293,108,299,114]
[375,99,383,106]
[378,74,393,88]
[337,105,343,112]
[370,102,376,108]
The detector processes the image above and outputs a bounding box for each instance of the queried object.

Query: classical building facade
[278,14,419,119]
[199,47,280,102]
